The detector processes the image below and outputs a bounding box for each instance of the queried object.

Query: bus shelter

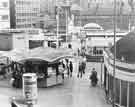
[2,47,73,88]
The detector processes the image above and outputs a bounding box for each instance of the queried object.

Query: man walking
[69,61,73,77]
[77,62,83,78]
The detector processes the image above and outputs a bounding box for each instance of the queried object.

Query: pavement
[0,59,112,107]
[0,40,112,107]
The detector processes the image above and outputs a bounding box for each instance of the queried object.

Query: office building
[10,0,40,28]
[40,0,56,18]
[71,0,131,30]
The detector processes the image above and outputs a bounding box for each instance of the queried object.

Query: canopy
[2,47,73,63]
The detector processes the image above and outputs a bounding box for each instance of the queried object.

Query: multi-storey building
[0,0,10,29]
[10,0,40,28]
[40,0,56,19]
[71,0,131,30]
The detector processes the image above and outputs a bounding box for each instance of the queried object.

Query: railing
[104,50,135,70]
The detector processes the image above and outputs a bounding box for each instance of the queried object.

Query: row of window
[16,7,39,11]
[74,16,112,20]
[16,13,38,17]
[16,18,33,23]
[0,15,8,20]
[15,1,40,8]
[0,2,8,8]
[16,24,31,28]
[74,15,129,20]
[16,1,31,5]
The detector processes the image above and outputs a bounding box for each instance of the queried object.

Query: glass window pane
[129,82,135,107]
[121,80,127,106]
[115,78,120,104]
[2,15,8,20]
[108,75,113,100]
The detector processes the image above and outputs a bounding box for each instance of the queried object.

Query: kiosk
[3,47,73,88]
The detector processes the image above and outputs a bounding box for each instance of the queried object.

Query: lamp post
[66,7,68,43]
[56,6,62,48]
[56,13,59,48]
[113,0,116,106]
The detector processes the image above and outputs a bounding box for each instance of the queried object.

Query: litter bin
[23,73,38,105]
[10,73,38,107]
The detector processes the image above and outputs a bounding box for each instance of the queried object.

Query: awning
[2,47,73,63]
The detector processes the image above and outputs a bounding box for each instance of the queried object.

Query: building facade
[71,0,131,30]
[10,0,40,28]
[0,0,10,29]
[40,0,56,19]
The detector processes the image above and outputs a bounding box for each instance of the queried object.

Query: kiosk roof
[2,47,73,63]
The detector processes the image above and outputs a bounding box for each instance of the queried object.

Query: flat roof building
[0,32,28,51]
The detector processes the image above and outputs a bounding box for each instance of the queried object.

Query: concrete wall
[0,34,13,51]
[12,33,29,50]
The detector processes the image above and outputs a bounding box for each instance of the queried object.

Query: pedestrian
[69,61,73,77]
[77,62,83,78]
[61,60,65,69]
[60,61,65,79]
[82,61,86,74]
[78,48,80,56]
[65,59,70,77]
[89,68,98,86]
[105,88,109,103]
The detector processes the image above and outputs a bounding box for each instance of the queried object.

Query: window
[2,2,8,8]
[2,15,8,20]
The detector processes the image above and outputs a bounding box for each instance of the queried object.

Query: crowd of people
[59,45,98,86]
[61,59,73,78]
[77,47,98,86]
[77,61,86,78]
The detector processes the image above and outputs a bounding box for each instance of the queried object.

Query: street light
[113,0,116,106]
[56,13,59,48]
[56,6,62,48]
[65,7,68,43]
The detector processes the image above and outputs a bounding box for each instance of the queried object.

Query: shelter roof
[2,47,73,63]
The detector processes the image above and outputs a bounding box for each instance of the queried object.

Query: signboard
[23,73,37,105]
